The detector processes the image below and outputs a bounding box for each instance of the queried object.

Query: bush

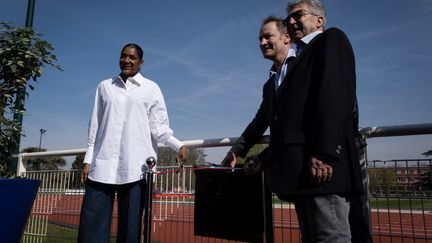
[0,22,61,176]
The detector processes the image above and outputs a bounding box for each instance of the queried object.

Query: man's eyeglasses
[283,10,318,24]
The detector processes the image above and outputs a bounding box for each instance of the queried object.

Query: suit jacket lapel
[276,34,322,100]
[276,56,299,99]
[265,77,276,115]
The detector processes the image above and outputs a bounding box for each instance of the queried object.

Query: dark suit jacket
[232,28,363,196]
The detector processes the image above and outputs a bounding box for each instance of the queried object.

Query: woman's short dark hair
[121,43,144,60]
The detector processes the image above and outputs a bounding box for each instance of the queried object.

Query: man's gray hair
[287,0,326,25]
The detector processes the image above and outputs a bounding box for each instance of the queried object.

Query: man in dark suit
[222,0,364,242]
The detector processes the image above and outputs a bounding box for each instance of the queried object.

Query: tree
[368,168,397,196]
[21,147,66,171]
[236,143,268,164]
[157,147,206,166]
[0,22,61,177]
[70,153,85,188]
[422,149,432,157]
[419,171,432,190]
[156,148,207,193]
[71,153,85,171]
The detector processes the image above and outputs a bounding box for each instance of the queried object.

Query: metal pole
[143,157,156,243]
[38,129,46,151]
[10,0,36,172]
[359,146,373,241]
[360,123,432,138]
[262,172,274,243]
[25,0,36,27]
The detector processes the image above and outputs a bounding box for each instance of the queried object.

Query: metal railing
[367,159,431,242]
[16,123,432,242]
[19,163,432,243]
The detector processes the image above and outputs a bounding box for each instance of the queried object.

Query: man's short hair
[262,16,288,36]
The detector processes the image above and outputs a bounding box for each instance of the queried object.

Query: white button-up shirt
[295,30,323,56]
[84,72,184,184]
[269,46,297,90]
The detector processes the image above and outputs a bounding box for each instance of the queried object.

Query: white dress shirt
[294,30,323,56]
[84,72,184,185]
[270,46,297,90]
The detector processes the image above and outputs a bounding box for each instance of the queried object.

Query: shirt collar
[287,46,296,58]
[300,30,322,45]
[270,49,295,75]
[116,72,144,86]
[294,30,322,56]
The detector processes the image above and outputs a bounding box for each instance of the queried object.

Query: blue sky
[1,0,431,164]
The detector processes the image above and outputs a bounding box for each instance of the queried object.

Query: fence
[367,159,432,242]
[16,123,432,242]
[19,161,432,243]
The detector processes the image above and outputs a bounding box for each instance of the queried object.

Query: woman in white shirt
[78,43,188,243]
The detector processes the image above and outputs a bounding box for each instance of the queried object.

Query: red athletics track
[31,194,432,243]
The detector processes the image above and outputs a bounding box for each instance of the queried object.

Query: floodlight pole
[10,0,35,171]
[25,0,35,27]
[38,129,47,151]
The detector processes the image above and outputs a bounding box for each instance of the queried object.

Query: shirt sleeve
[83,86,101,164]
[148,85,184,152]
[166,136,184,152]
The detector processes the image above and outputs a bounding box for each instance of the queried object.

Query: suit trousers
[78,179,146,243]
[293,194,351,243]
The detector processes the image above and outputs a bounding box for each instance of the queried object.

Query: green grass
[369,198,432,210]
[22,224,117,243]
[272,197,432,210]
[42,224,77,243]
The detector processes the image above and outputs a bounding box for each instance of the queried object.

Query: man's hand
[244,155,263,175]
[221,151,237,168]
[81,164,90,185]
[176,145,188,165]
[310,156,333,184]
